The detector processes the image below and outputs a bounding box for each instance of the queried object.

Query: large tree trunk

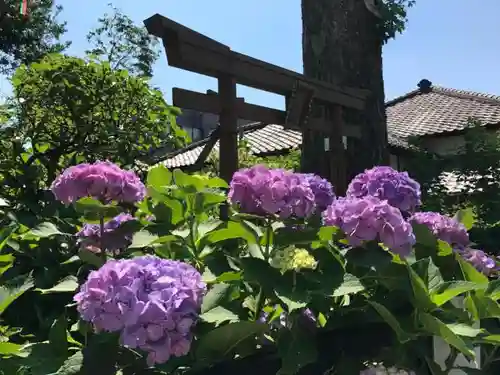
[301,0,389,190]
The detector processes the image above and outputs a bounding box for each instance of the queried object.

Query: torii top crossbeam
[144,13,370,194]
[144,14,368,110]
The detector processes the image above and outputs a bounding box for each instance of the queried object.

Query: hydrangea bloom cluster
[74,256,206,365]
[51,161,146,204]
[270,246,317,272]
[298,173,335,212]
[360,365,415,375]
[347,166,421,215]
[457,248,498,275]
[76,213,135,254]
[409,212,470,248]
[229,165,315,218]
[322,196,416,257]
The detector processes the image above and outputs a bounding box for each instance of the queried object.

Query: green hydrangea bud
[271,246,317,272]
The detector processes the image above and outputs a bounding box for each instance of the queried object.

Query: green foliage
[0,0,69,74]
[381,0,416,42]
[85,5,160,77]
[204,141,301,175]
[405,122,500,253]
[0,54,188,216]
[0,164,498,374]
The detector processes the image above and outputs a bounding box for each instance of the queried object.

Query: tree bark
[301,0,389,188]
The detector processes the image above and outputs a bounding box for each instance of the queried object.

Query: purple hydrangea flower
[229,165,315,218]
[322,196,416,257]
[409,212,470,248]
[298,173,335,212]
[347,166,421,215]
[51,161,146,204]
[76,213,135,254]
[457,248,498,275]
[74,256,206,366]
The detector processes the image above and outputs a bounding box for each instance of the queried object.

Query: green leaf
[277,328,317,375]
[407,264,434,310]
[196,321,267,362]
[240,258,281,286]
[78,249,104,268]
[201,283,232,313]
[275,288,308,313]
[411,257,443,291]
[466,294,500,319]
[203,221,259,245]
[0,254,14,276]
[368,301,411,343]
[54,351,83,374]
[446,323,482,338]
[317,226,339,242]
[0,274,34,316]
[431,281,485,306]
[486,279,500,300]
[74,198,122,221]
[475,334,500,345]
[332,273,365,297]
[419,312,475,360]
[0,342,26,357]
[425,357,447,375]
[37,276,79,294]
[23,222,63,239]
[412,223,438,248]
[147,165,173,189]
[437,240,453,256]
[128,230,159,249]
[459,258,488,285]
[13,342,66,375]
[49,316,68,356]
[200,306,239,325]
[80,334,118,375]
[274,226,318,247]
[206,176,228,188]
[454,208,475,230]
[345,245,392,270]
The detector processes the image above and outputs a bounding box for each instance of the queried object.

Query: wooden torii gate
[144,14,370,194]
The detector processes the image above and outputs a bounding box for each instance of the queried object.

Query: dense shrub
[0,163,499,374]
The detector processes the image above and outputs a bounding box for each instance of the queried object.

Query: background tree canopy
[0,0,69,74]
[0,54,188,218]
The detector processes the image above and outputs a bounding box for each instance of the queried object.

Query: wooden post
[218,75,238,183]
[330,105,346,195]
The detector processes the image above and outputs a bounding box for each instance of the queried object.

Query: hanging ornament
[20,0,28,17]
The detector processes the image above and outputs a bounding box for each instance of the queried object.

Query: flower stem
[99,215,106,260]
[254,286,264,321]
[264,219,272,260]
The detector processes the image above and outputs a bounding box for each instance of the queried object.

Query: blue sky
[1,0,499,110]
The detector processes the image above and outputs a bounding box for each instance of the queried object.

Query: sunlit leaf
[200,306,239,325]
[332,273,365,297]
[454,208,475,230]
[431,281,485,306]
[23,222,64,239]
[37,276,79,294]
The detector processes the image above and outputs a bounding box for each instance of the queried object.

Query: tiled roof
[386,85,500,138]
[158,83,500,168]
[164,123,301,168]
